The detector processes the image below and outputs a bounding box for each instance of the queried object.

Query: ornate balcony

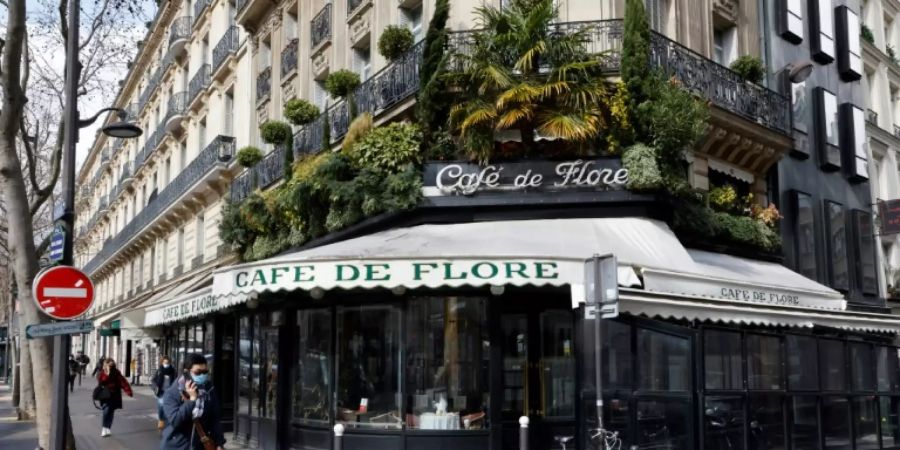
[212,26,240,80]
[230,144,287,203]
[98,194,109,213]
[281,38,299,79]
[256,66,271,103]
[293,115,326,156]
[868,109,879,125]
[311,4,332,51]
[124,103,139,121]
[119,161,134,189]
[135,125,165,169]
[98,148,110,171]
[188,64,211,109]
[82,135,234,275]
[193,0,211,25]
[164,91,189,132]
[168,16,192,55]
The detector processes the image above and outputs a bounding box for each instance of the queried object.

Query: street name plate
[25,320,93,339]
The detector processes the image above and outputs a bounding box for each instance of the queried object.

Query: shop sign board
[880,199,900,235]
[423,158,628,197]
[159,294,221,323]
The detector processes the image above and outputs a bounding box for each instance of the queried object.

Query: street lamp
[77,107,143,139]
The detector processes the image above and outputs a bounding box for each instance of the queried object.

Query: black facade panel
[835,6,863,81]
[808,0,836,63]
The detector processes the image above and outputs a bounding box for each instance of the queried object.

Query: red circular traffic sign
[32,266,95,320]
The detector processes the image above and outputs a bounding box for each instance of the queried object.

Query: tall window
[353,47,371,81]
[198,119,207,150]
[165,157,172,185]
[176,227,184,268]
[195,214,205,262]
[793,191,817,280]
[400,4,423,41]
[160,237,168,278]
[810,0,835,62]
[713,26,737,66]
[645,0,667,33]
[854,210,878,295]
[313,81,327,109]
[825,201,849,291]
[201,35,209,66]
[225,91,234,136]
[292,309,332,425]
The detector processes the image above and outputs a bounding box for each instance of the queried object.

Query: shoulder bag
[181,390,217,450]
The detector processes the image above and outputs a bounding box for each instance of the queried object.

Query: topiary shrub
[236,146,264,168]
[347,122,422,172]
[622,143,662,191]
[325,69,361,98]
[341,113,373,154]
[378,25,415,61]
[729,55,766,84]
[259,120,293,145]
[284,99,320,126]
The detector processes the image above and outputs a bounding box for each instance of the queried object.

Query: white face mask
[162,363,170,368]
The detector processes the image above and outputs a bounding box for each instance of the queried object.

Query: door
[498,304,577,450]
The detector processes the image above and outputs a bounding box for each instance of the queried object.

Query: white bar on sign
[43,287,87,298]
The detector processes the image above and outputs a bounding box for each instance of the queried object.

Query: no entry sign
[32,266,94,320]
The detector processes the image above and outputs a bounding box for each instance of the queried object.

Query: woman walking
[152,356,177,431]
[95,358,133,437]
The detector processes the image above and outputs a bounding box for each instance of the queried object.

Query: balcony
[193,0,211,26]
[348,0,372,49]
[82,135,235,275]
[124,103,139,121]
[230,144,287,202]
[281,38,298,79]
[135,125,166,169]
[868,109,879,125]
[311,4,332,52]
[98,194,109,213]
[188,64,211,109]
[119,161,134,189]
[164,92,188,132]
[293,114,326,156]
[256,67,271,103]
[348,0,371,17]
[212,26,240,81]
[235,0,274,29]
[168,16,192,55]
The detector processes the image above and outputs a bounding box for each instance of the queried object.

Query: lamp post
[49,0,142,446]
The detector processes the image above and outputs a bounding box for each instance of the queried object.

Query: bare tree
[0,0,145,445]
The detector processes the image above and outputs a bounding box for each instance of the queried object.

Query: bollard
[333,423,345,450]
[519,416,529,450]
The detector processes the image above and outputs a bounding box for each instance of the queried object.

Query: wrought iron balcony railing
[868,109,879,125]
[98,194,109,212]
[311,3,332,50]
[293,114,326,156]
[348,0,366,16]
[256,66,272,101]
[169,16,192,48]
[189,64,211,104]
[119,161,133,184]
[281,38,299,78]
[82,135,234,274]
[212,26,240,74]
[135,125,165,169]
[193,0,211,22]
[230,144,287,202]
[165,91,189,123]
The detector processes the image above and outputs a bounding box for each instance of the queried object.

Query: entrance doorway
[496,301,577,450]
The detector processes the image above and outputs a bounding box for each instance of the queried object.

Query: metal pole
[593,314,604,449]
[518,416,528,450]
[333,423,344,450]
[50,0,80,446]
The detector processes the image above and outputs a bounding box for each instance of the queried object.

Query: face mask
[162,364,170,368]
[192,373,209,385]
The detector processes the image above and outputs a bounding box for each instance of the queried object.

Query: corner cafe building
[126,159,900,450]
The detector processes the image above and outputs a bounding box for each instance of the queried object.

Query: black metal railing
[119,161,134,184]
[189,64,211,104]
[165,91,189,124]
[169,16,192,48]
[193,0,210,22]
[83,135,234,274]
[230,144,287,202]
[213,26,240,74]
[236,0,247,13]
[311,3,332,50]
[281,38,299,78]
[100,148,110,166]
[135,125,165,168]
[348,0,367,16]
[868,109,879,125]
[98,194,109,212]
[257,66,272,101]
[293,114,326,155]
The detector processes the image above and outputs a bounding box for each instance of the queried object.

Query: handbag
[92,384,111,402]
[192,419,217,450]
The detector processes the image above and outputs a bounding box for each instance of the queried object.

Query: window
[819,339,846,391]
[704,396,744,449]
[636,398,690,449]
[293,309,332,425]
[704,330,742,390]
[336,305,401,429]
[353,47,371,81]
[201,36,209,66]
[810,0,836,63]
[285,9,297,39]
[855,398,879,449]
[815,87,840,169]
[225,91,234,136]
[779,0,803,43]
[840,103,868,181]
[645,0,667,33]
[713,26,737,66]
[195,214,204,261]
[180,143,187,172]
[748,394,785,449]
[877,346,900,392]
[638,329,689,391]
[165,157,172,184]
[176,228,184,268]
[259,39,271,69]
[787,335,819,390]
[791,396,820,450]
[825,201,849,291]
[746,334,783,390]
[198,119,207,150]
[237,315,252,416]
[850,343,874,391]
[853,210,878,295]
[879,397,900,448]
[822,397,851,449]
[405,297,489,429]
[400,4,423,41]
[836,6,862,81]
[603,320,633,389]
[792,191,817,280]
[313,81,327,109]
[160,237,168,278]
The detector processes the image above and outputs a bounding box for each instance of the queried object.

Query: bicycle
[589,427,623,450]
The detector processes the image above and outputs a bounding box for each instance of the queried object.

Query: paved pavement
[0,382,38,449]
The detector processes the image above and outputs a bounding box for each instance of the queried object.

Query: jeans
[157,397,165,421]
[101,404,115,428]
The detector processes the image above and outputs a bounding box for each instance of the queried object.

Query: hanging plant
[284,99,320,126]
[259,120,293,145]
[236,146,264,168]
[378,25,415,61]
[324,70,361,98]
[729,55,766,84]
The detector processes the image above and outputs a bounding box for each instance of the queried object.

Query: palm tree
[447,0,614,163]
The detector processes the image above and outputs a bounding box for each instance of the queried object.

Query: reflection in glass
[791,396,819,450]
[704,330,742,390]
[638,329,689,391]
[636,399,690,450]
[251,315,263,418]
[823,89,839,146]
[880,397,900,447]
[877,347,900,392]
[747,334,783,390]
[787,335,819,390]
[237,315,252,417]
[820,340,846,391]
[405,297,489,430]
[203,320,215,373]
[795,192,817,280]
[603,321,633,389]
[603,392,631,449]
[749,394,785,450]
[501,314,528,419]
[293,309,331,424]
[855,211,878,295]
[336,306,401,429]
[540,310,575,418]
[850,343,874,391]
[704,396,744,450]
[822,396,850,450]
[825,201,849,291]
[853,397,878,450]
[793,81,809,133]
[263,327,278,420]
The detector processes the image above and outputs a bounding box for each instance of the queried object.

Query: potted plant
[378,25,415,61]
[729,55,766,84]
[325,69,362,117]
[259,121,294,180]
[284,99,320,126]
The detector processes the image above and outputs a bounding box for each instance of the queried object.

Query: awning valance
[144,287,247,326]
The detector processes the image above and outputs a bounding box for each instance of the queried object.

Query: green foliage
[347,122,422,172]
[322,106,332,149]
[729,55,766,84]
[341,113,373,154]
[378,25,415,61]
[325,70,361,98]
[622,143,663,191]
[708,184,738,212]
[284,99,320,125]
[637,78,708,168]
[236,146,264,168]
[889,45,899,65]
[621,0,653,136]
[424,127,459,160]
[260,120,293,145]
[417,0,451,153]
[862,24,874,44]
[670,197,782,253]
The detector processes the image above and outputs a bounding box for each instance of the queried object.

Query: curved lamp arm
[77,107,127,129]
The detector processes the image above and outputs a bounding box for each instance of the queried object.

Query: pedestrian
[131,357,138,385]
[152,355,177,431]
[92,355,106,377]
[67,354,80,393]
[161,353,225,450]
[95,358,133,437]
[136,352,144,385]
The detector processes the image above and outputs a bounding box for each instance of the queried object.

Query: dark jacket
[152,365,177,398]
[160,376,226,450]
[96,368,132,410]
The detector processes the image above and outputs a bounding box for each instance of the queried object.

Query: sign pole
[584,255,618,449]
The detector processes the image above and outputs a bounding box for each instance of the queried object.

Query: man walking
[161,353,225,450]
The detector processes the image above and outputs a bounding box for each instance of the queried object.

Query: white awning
[144,286,247,326]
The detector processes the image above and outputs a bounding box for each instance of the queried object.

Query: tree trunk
[10,336,19,409]
[16,333,34,419]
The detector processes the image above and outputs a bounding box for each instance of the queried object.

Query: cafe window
[787,335,819,390]
[877,346,900,392]
[237,315,253,417]
[336,305,401,429]
[405,297,489,430]
[825,201,849,291]
[638,328,690,391]
[704,396,744,450]
[792,191,818,281]
[879,397,900,448]
[791,396,820,450]
[854,396,879,450]
[704,330,743,390]
[820,339,847,391]
[603,320,633,389]
[293,309,332,425]
[747,334,783,390]
[636,398,690,450]
[822,397,851,449]
[849,343,874,391]
[749,394,785,449]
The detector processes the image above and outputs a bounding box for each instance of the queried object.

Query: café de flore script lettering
[423,159,628,196]
[162,294,220,321]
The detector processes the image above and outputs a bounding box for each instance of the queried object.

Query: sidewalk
[0,382,38,449]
